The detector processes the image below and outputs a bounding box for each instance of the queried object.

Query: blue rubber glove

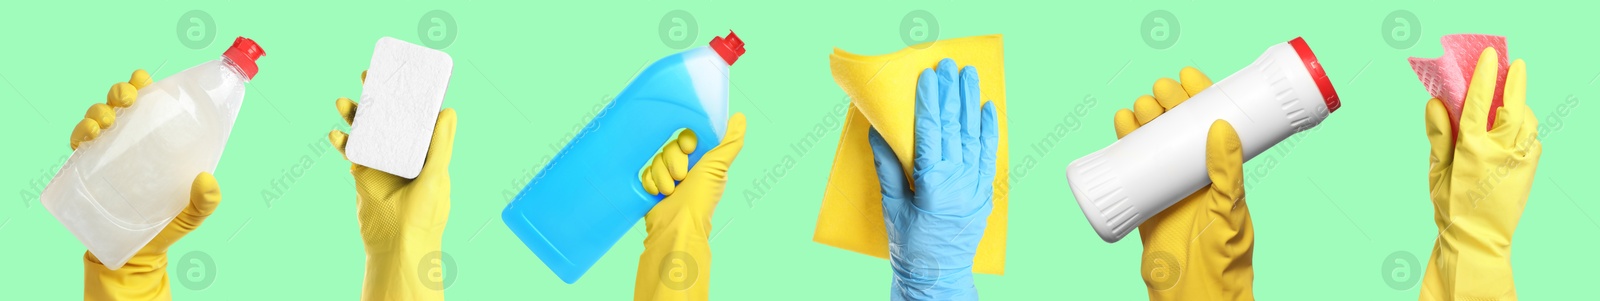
[868,58,1000,301]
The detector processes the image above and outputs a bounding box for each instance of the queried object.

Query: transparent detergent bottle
[41,37,263,270]
[503,31,744,284]
[1066,37,1339,243]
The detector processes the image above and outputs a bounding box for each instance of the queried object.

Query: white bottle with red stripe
[41,37,264,269]
[1066,37,1340,243]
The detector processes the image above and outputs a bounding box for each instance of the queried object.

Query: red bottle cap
[710,31,745,66]
[1288,37,1339,113]
[223,37,265,80]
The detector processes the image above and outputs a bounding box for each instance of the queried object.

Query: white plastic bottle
[1066,37,1339,243]
[42,37,264,269]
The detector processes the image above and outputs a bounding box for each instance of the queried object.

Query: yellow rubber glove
[1112,67,1255,301]
[1419,48,1539,301]
[78,70,224,301]
[634,113,748,301]
[328,71,457,301]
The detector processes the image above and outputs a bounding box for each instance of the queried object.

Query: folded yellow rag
[814,35,1009,275]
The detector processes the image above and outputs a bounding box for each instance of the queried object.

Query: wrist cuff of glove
[886,199,991,301]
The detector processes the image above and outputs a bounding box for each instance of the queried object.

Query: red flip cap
[223,37,265,80]
[1288,37,1340,113]
[710,31,745,66]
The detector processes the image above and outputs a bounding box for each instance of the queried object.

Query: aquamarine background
[0,0,1593,299]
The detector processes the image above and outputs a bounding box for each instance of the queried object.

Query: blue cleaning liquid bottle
[503,31,745,284]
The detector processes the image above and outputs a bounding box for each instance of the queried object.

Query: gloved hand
[1419,48,1539,301]
[633,113,748,301]
[865,58,998,301]
[77,70,224,301]
[1112,67,1255,301]
[327,71,457,301]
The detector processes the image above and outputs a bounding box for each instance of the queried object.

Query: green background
[1,0,1593,299]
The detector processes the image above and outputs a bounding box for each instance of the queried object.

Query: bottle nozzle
[710,31,745,66]
[223,37,265,79]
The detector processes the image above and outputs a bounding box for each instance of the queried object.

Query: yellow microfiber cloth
[814,35,1009,275]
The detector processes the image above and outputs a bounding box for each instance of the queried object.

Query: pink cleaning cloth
[1408,34,1508,131]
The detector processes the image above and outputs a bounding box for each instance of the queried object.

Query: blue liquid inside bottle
[503,32,744,284]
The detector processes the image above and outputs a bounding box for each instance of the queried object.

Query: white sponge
[346,37,453,179]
